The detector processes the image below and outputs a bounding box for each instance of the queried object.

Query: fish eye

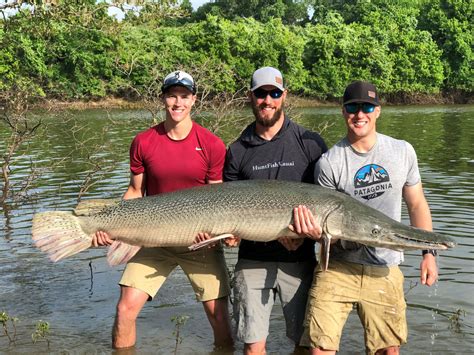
[372,226,381,235]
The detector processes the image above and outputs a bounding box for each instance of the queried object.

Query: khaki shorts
[300,259,407,354]
[233,258,316,344]
[120,245,231,302]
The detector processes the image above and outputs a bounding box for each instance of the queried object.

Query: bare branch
[0,88,45,204]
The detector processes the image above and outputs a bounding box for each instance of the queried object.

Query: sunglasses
[344,103,376,114]
[253,88,284,99]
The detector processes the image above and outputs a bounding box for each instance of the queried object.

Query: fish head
[324,205,456,251]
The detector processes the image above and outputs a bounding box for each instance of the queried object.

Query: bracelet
[422,249,437,257]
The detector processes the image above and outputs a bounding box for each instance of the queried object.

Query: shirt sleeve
[223,146,240,182]
[405,142,421,186]
[207,138,226,182]
[308,134,328,163]
[129,135,145,175]
[315,155,337,189]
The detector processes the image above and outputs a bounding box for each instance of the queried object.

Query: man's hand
[92,231,113,247]
[193,232,218,248]
[288,205,322,241]
[278,237,304,251]
[223,235,240,247]
[420,253,438,286]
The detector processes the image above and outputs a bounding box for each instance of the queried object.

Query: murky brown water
[1,105,473,354]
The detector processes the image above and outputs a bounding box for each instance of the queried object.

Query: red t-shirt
[129,122,226,195]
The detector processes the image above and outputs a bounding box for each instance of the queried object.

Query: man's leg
[202,296,234,347]
[244,340,266,354]
[112,285,149,349]
[358,265,406,355]
[375,346,400,355]
[300,260,360,353]
[115,247,176,348]
[277,260,316,348]
[310,349,336,355]
[233,259,277,355]
[175,245,233,346]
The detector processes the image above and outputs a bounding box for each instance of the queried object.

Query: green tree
[185,16,307,92]
[1,2,119,99]
[193,0,310,25]
[302,10,444,99]
[419,0,473,92]
[302,12,392,99]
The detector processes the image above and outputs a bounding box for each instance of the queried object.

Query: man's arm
[403,182,438,286]
[223,147,240,182]
[123,172,146,200]
[92,173,145,247]
[207,179,222,184]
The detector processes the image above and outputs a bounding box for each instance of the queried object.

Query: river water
[0,105,473,354]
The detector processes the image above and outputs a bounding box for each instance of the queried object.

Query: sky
[106,0,210,20]
[191,0,208,10]
[0,1,210,19]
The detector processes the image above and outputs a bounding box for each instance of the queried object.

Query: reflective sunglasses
[344,103,376,114]
[253,88,284,99]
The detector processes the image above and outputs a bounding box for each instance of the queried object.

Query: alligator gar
[32,180,455,267]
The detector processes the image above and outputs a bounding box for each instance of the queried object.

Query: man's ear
[375,105,381,118]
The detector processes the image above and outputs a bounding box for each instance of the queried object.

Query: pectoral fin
[319,233,333,272]
[188,234,234,251]
[107,241,141,266]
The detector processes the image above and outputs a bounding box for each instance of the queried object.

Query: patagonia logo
[353,164,392,200]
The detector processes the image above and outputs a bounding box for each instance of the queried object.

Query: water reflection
[0,105,473,354]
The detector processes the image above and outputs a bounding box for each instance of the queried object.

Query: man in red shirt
[93,70,233,349]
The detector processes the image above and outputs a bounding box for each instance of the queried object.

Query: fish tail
[32,211,92,262]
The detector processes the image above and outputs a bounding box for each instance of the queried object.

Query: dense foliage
[0,0,472,102]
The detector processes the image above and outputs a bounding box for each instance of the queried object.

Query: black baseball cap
[343,81,380,105]
[161,70,196,94]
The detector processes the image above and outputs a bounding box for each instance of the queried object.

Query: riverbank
[35,92,473,111]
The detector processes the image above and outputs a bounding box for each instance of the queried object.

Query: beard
[252,102,284,128]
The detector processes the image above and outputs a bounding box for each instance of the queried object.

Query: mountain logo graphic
[353,164,391,200]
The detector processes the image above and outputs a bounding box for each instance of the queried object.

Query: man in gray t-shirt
[294,81,438,355]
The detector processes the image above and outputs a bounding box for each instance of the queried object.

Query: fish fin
[188,234,234,251]
[107,241,141,266]
[74,198,121,216]
[32,211,91,262]
[319,233,332,272]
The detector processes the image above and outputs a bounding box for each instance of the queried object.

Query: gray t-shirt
[315,133,421,266]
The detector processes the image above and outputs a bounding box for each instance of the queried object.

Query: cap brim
[343,98,379,105]
[162,83,195,94]
[251,82,284,91]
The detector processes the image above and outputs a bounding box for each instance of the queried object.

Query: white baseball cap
[162,70,196,94]
[250,67,284,91]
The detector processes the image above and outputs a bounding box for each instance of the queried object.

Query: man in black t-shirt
[224,67,327,354]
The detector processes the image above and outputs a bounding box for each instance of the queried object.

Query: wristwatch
[422,249,437,257]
